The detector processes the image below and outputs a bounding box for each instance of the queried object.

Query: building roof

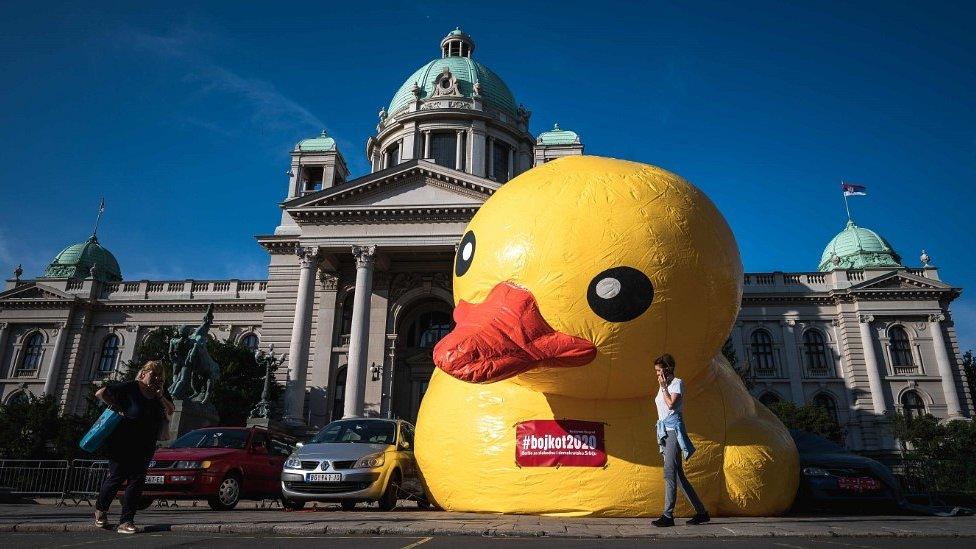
[295,130,337,152]
[43,235,122,282]
[536,123,580,145]
[818,219,903,272]
[387,35,517,117]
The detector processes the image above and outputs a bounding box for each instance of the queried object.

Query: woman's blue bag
[79,407,122,453]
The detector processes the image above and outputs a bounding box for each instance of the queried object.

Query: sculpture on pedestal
[168,303,222,404]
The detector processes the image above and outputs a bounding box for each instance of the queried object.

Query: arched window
[889,326,914,368]
[406,310,454,349]
[332,366,347,421]
[5,390,30,406]
[812,393,838,422]
[901,390,926,421]
[97,335,120,373]
[758,392,781,408]
[803,330,830,375]
[18,332,44,374]
[750,330,776,375]
[241,333,259,353]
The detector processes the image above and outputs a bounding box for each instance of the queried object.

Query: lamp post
[250,344,287,420]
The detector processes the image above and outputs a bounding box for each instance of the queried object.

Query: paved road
[2,533,976,548]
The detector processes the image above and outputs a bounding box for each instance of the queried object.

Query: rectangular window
[385,142,400,168]
[492,142,510,182]
[429,132,457,169]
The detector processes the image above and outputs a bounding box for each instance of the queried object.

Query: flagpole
[841,181,852,221]
[92,197,105,237]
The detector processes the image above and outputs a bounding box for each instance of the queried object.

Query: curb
[3,522,976,538]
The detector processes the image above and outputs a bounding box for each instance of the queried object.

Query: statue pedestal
[168,400,219,441]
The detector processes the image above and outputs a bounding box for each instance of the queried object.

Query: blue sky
[1,1,974,350]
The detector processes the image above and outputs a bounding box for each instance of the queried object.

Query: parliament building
[1,30,969,458]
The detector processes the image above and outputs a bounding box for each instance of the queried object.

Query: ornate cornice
[290,206,480,224]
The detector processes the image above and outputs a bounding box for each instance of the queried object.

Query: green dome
[818,220,902,272]
[537,123,580,145]
[44,235,122,282]
[388,57,517,118]
[296,130,336,152]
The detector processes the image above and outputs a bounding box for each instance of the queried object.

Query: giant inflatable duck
[415,156,798,517]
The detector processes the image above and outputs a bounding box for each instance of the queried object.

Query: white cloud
[121,25,323,138]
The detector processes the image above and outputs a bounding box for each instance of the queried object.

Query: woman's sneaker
[94,510,107,528]
[117,522,136,534]
[686,513,710,525]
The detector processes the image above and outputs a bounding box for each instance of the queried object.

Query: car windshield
[310,420,396,445]
[169,429,248,449]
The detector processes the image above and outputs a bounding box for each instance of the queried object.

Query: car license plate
[837,476,879,491]
[307,473,341,482]
[145,475,165,484]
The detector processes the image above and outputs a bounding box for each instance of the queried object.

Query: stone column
[423,130,431,159]
[43,322,69,396]
[929,313,963,417]
[455,130,464,170]
[284,246,317,425]
[781,320,805,403]
[858,314,889,414]
[344,245,376,418]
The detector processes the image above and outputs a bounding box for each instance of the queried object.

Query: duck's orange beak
[433,282,597,383]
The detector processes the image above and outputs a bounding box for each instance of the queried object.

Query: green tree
[0,393,94,460]
[767,400,843,442]
[889,412,976,494]
[121,328,281,426]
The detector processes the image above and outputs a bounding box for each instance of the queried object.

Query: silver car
[280,418,426,511]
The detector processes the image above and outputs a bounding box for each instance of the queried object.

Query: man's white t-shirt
[655,378,683,421]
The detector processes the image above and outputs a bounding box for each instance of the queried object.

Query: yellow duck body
[415,156,798,517]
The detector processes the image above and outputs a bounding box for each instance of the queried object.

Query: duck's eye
[455,231,476,277]
[586,266,653,322]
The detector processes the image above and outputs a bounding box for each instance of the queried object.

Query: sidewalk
[2,500,975,538]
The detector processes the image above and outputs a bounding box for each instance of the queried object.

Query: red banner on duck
[515,420,606,467]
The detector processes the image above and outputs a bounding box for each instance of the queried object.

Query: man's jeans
[661,431,707,519]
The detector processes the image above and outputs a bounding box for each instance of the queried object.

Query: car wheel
[340,500,357,511]
[208,474,241,511]
[282,498,305,511]
[378,472,401,511]
[416,497,431,509]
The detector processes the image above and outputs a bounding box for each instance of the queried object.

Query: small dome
[295,130,336,152]
[537,123,580,146]
[388,31,517,118]
[818,220,902,272]
[44,235,122,282]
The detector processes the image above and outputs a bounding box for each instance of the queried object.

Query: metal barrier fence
[0,459,69,499]
[0,459,110,504]
[65,459,110,504]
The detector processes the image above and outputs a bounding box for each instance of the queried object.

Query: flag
[841,182,867,196]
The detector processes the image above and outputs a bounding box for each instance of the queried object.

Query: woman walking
[94,361,173,534]
[652,353,710,527]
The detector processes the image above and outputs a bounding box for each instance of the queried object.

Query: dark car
[140,426,295,510]
[791,429,902,511]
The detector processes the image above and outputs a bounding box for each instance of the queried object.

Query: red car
[139,426,295,510]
